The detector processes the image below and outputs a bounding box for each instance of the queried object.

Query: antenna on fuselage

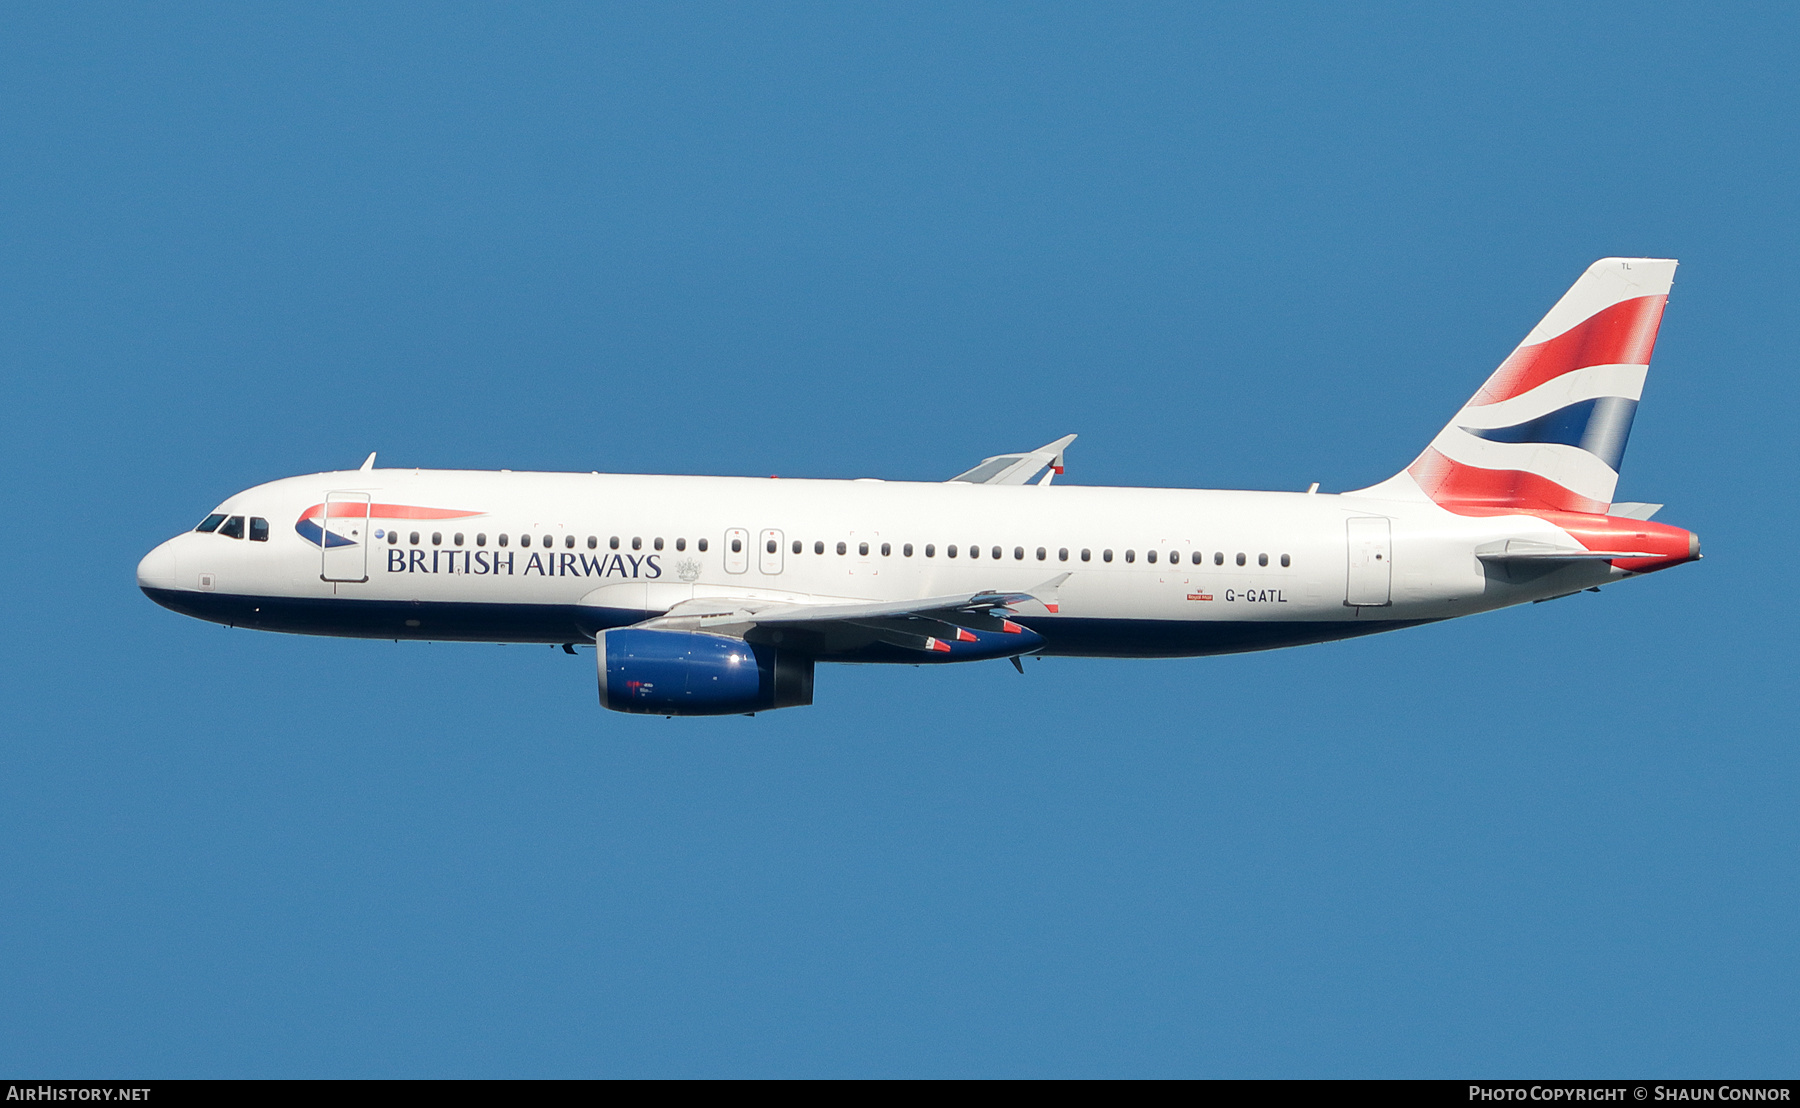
[359,451,376,472]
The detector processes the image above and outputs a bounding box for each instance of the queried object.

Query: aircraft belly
[141,587,1434,659]
[1028,616,1435,658]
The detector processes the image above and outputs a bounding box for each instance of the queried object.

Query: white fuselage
[137,467,1643,659]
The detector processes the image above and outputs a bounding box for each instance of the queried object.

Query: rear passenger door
[1345,517,1391,607]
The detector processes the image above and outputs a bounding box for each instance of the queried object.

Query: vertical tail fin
[1355,258,1677,513]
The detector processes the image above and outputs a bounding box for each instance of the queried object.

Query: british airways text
[385,550,662,578]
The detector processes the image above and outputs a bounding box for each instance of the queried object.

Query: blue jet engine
[597,628,814,716]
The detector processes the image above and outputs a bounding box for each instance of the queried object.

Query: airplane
[138,258,1700,716]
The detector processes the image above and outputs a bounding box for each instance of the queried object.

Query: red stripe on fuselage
[1470,295,1667,407]
[300,502,484,522]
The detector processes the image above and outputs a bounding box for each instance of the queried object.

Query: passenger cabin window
[388,531,399,544]
[858,542,869,556]
[733,537,745,554]
[432,532,442,546]
[1014,547,1025,560]
[792,539,802,554]
[768,538,778,554]
[1058,548,1068,561]
[904,543,914,557]
[835,541,846,555]
[1146,550,1157,564]
[195,513,226,533]
[1191,551,1202,565]
[218,516,244,539]
[1281,554,1291,567]
[1102,549,1112,563]
[1038,547,1048,561]
[881,543,891,556]
[498,534,508,547]
[947,545,958,558]
[409,530,421,545]
[653,537,663,551]
[991,546,1002,560]
[697,538,708,552]
[676,538,686,551]
[477,534,486,547]
[587,536,597,549]
[610,536,620,550]
[1236,552,1246,566]
[814,541,825,554]
[568,535,578,549]
[1258,553,1269,567]
[1214,551,1224,565]
[1125,549,1135,563]
[631,537,642,551]
[925,544,935,557]
[249,517,269,542]
[969,545,979,559]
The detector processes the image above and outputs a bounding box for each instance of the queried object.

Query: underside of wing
[632,575,1070,659]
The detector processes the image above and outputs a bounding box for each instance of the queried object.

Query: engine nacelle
[597,629,815,716]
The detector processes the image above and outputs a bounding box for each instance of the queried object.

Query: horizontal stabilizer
[1476,540,1664,561]
[1608,502,1663,521]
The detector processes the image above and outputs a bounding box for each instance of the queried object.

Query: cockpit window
[195,513,226,533]
[218,515,245,539]
[249,517,270,542]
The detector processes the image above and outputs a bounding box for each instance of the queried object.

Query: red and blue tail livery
[1379,258,1675,515]
[141,258,1702,716]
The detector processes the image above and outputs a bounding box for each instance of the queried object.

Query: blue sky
[2,2,1795,1077]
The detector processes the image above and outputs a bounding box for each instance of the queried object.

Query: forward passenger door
[321,491,370,583]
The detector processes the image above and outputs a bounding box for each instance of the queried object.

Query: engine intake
[597,629,814,715]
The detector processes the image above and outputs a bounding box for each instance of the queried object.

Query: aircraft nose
[137,537,180,592]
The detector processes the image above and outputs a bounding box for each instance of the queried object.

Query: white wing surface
[948,434,1076,485]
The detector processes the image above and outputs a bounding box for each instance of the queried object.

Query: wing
[947,434,1076,486]
[634,575,1070,658]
